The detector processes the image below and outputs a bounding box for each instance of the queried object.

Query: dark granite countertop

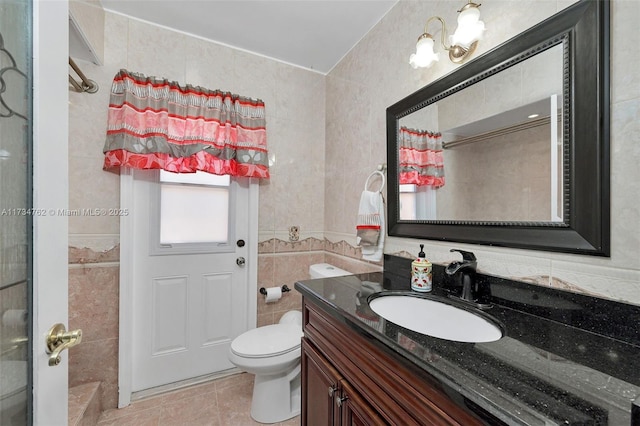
[295,255,640,426]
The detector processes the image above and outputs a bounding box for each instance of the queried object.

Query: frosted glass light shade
[450,7,485,48]
[409,35,440,69]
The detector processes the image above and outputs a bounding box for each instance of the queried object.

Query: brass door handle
[45,323,82,366]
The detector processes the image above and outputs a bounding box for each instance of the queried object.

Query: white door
[129,169,257,392]
[32,0,70,424]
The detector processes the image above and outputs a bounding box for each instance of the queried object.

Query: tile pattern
[256,236,383,326]
[97,373,300,426]
[256,250,323,327]
[68,263,119,410]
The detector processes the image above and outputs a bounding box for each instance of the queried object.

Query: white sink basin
[368,294,503,343]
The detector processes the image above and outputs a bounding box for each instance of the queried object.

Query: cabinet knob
[328,385,336,397]
[336,395,349,407]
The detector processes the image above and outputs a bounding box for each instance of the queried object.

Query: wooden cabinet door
[302,338,342,426]
[339,379,387,426]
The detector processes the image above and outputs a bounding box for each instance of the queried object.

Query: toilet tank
[309,263,351,279]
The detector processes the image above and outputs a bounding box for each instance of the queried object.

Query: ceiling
[100,0,398,74]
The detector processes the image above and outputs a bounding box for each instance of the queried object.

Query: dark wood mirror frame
[386,0,610,256]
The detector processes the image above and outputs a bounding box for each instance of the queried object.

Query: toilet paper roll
[2,309,28,327]
[264,287,282,303]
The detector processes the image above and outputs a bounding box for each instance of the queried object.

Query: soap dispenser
[411,244,432,292]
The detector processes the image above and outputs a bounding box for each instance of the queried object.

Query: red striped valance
[103,70,270,178]
[399,126,445,187]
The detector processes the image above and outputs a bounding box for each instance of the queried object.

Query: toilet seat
[231,323,303,358]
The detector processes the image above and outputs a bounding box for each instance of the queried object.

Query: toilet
[228,264,351,423]
[228,310,304,423]
[309,263,351,279]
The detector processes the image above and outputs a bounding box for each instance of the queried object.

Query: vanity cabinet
[301,296,485,426]
[302,338,385,425]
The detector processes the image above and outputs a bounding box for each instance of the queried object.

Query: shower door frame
[31,1,70,423]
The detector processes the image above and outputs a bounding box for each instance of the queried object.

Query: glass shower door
[0,0,32,424]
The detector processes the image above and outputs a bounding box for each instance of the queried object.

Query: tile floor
[97,373,300,426]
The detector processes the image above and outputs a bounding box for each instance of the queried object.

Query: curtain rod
[442,115,556,150]
[69,57,98,93]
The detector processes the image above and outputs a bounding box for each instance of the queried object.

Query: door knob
[236,257,246,267]
[45,323,82,366]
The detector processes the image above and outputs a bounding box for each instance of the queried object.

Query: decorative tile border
[258,235,383,266]
[551,260,640,306]
[324,239,345,255]
[257,238,276,253]
[69,244,120,265]
[517,275,608,299]
[258,237,324,254]
[69,234,120,265]
[274,237,324,253]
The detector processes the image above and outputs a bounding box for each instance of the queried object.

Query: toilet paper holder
[259,285,291,295]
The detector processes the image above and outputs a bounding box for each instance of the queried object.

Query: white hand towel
[356,190,385,262]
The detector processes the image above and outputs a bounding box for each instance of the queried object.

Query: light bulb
[409,35,440,69]
[451,6,485,48]
[458,6,480,25]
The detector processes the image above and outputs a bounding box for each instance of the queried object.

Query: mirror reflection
[398,44,564,222]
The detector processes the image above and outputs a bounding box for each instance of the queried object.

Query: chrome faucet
[445,249,491,308]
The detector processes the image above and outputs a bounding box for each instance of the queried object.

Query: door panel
[151,276,188,354]
[202,273,233,343]
[301,339,341,426]
[131,169,253,392]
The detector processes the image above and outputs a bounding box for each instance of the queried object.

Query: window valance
[399,126,444,187]
[103,70,270,178]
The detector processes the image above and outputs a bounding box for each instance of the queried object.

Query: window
[151,171,234,254]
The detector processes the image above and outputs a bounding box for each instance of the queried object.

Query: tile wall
[256,238,381,326]
[440,124,553,221]
[325,0,640,305]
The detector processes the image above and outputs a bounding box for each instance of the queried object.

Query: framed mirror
[386,0,610,256]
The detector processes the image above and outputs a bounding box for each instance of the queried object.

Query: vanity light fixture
[409,1,485,69]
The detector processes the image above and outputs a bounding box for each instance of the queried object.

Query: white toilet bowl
[228,310,303,424]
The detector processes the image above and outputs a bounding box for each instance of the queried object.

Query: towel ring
[365,170,385,193]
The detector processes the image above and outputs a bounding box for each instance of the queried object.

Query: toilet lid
[231,323,303,358]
